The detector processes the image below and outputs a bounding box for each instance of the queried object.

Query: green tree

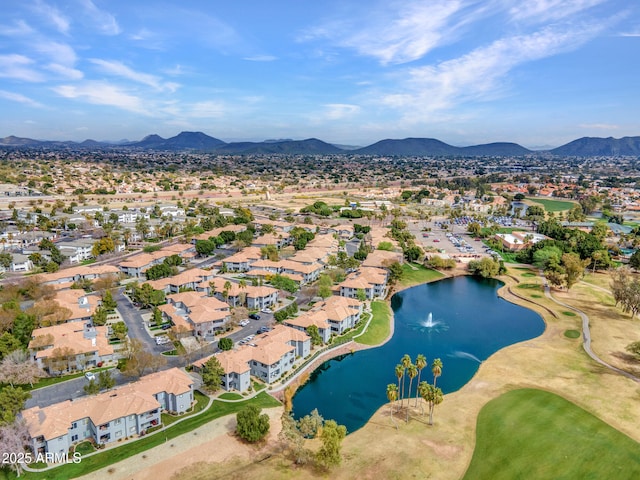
[386,383,398,428]
[0,387,30,425]
[626,341,640,360]
[111,321,128,341]
[0,333,22,361]
[406,363,417,422]
[562,252,590,290]
[316,419,347,469]
[297,408,324,438]
[98,370,115,390]
[419,381,444,426]
[400,354,411,407]
[414,354,427,407]
[201,356,225,392]
[356,288,367,302]
[102,289,117,311]
[394,364,404,407]
[431,358,443,388]
[629,251,640,271]
[236,405,270,442]
[468,257,501,278]
[306,325,323,345]
[387,261,404,285]
[218,337,234,351]
[83,379,100,395]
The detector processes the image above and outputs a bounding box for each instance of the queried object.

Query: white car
[84,372,96,381]
[239,319,250,327]
[261,308,271,314]
[155,335,171,345]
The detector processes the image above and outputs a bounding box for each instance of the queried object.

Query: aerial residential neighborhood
[3,0,640,478]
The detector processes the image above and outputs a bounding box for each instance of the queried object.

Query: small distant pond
[292,276,545,433]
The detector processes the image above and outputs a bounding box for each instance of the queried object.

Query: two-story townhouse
[144,268,216,295]
[22,368,193,455]
[245,285,279,310]
[28,323,114,374]
[192,324,310,390]
[56,239,95,264]
[222,246,262,272]
[160,291,230,340]
[339,267,389,300]
[10,253,34,272]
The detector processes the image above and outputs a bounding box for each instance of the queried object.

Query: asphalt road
[25,368,129,409]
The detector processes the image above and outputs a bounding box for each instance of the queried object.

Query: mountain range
[1,132,640,157]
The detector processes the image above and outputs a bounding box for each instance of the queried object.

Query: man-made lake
[292,276,545,433]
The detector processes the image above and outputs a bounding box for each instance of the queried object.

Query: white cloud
[52,82,147,114]
[243,55,277,62]
[90,59,176,92]
[34,41,78,67]
[45,63,84,80]
[32,0,70,34]
[0,89,43,108]
[378,22,608,119]
[301,0,466,65]
[322,103,361,120]
[509,0,606,23]
[0,20,34,37]
[0,54,43,82]
[79,0,121,35]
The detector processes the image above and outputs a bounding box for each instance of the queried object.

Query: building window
[71,434,78,442]
[114,418,121,425]
[71,422,77,429]
[129,426,136,434]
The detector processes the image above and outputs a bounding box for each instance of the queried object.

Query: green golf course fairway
[463,389,640,480]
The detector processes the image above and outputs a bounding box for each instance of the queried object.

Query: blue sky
[1,0,638,147]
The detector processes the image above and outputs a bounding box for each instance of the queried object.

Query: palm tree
[432,358,443,388]
[394,364,404,409]
[419,381,444,426]
[406,363,417,423]
[386,384,398,429]
[414,354,427,407]
[400,354,411,406]
[223,281,232,304]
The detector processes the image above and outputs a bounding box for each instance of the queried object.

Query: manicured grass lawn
[399,263,443,288]
[562,311,577,316]
[564,330,581,338]
[526,197,575,212]
[161,390,209,426]
[520,272,536,278]
[218,392,243,400]
[516,283,542,290]
[356,301,391,346]
[21,392,280,480]
[463,389,640,480]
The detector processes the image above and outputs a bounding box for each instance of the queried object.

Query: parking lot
[409,220,488,258]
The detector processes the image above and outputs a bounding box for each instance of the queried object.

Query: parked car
[257,326,272,334]
[161,323,172,330]
[155,335,171,345]
[261,308,271,314]
[84,372,96,381]
[239,319,250,327]
[249,313,261,320]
